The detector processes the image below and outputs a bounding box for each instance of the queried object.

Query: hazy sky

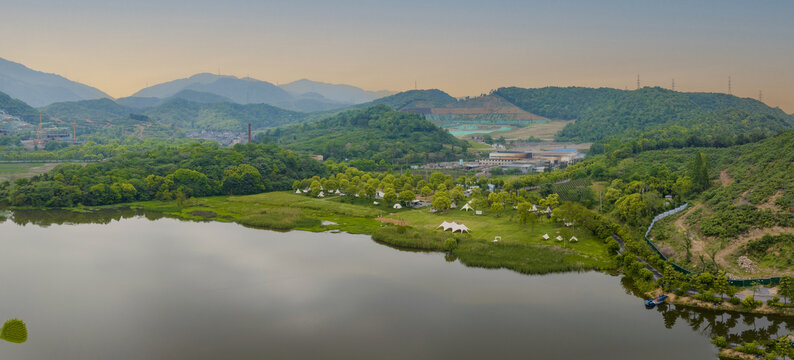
[2,0,793,112]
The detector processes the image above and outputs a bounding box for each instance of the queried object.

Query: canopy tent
[296,189,302,194]
[556,235,563,241]
[531,204,538,212]
[317,191,325,198]
[569,236,578,242]
[542,233,550,240]
[461,203,474,211]
[450,223,470,233]
[393,204,402,209]
[438,221,470,233]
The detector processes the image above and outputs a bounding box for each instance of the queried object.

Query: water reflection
[1,209,791,359]
[621,276,793,346]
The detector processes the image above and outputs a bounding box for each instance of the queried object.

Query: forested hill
[254,105,469,165]
[356,89,457,111]
[40,96,307,132]
[144,98,305,131]
[0,90,50,123]
[494,87,793,142]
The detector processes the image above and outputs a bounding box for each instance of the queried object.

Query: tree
[398,190,416,204]
[420,185,433,197]
[222,164,264,195]
[713,271,730,301]
[614,193,648,225]
[779,275,794,305]
[490,201,504,217]
[517,202,532,224]
[431,191,451,212]
[310,180,322,197]
[384,188,397,204]
[689,152,709,192]
[449,186,465,206]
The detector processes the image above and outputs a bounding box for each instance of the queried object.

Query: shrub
[710,336,728,348]
[741,296,761,309]
[0,319,27,343]
[729,296,741,305]
[735,341,764,355]
[444,237,458,251]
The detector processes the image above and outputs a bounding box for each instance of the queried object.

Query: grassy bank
[117,191,617,275]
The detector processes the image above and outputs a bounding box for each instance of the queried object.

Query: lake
[0,211,790,359]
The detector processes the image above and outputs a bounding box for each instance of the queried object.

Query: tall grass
[239,208,320,230]
[372,225,459,251]
[455,242,593,275]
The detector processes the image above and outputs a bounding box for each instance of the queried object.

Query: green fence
[644,203,781,287]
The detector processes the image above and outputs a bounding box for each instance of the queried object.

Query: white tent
[438,221,470,233]
[450,203,457,209]
[461,203,473,211]
[542,233,550,240]
[317,191,325,198]
[295,189,302,194]
[531,204,538,212]
[475,210,483,215]
[570,236,578,242]
[393,204,403,209]
[450,223,470,233]
[556,235,563,241]
[373,201,380,205]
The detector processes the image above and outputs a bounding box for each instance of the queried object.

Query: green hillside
[0,91,49,123]
[255,105,469,164]
[144,98,305,131]
[494,87,793,143]
[42,98,133,123]
[357,89,457,110]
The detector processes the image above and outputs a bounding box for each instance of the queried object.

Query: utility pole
[672,78,675,92]
[636,74,640,90]
[728,76,732,94]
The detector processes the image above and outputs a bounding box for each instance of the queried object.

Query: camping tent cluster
[437,221,470,233]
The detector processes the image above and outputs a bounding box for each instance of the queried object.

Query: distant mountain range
[0,58,395,112]
[279,79,394,104]
[128,74,393,112]
[0,57,111,107]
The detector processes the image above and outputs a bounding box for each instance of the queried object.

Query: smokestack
[248,123,252,144]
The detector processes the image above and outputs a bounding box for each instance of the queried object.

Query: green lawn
[124,191,615,274]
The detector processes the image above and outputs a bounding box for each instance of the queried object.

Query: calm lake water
[0,210,791,359]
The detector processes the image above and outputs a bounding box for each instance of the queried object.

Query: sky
[2,0,793,112]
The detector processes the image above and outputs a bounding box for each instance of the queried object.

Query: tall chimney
[248,123,252,143]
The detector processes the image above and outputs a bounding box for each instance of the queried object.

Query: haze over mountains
[0,57,111,107]
[0,57,394,112]
[127,74,393,112]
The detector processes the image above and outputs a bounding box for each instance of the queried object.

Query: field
[123,191,615,275]
[0,163,57,182]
